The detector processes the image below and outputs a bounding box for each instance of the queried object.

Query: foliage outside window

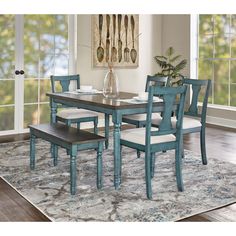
[0,15,69,131]
[198,14,236,107]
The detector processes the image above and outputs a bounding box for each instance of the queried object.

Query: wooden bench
[28,123,106,195]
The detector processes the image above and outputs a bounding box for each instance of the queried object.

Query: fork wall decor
[92,14,139,68]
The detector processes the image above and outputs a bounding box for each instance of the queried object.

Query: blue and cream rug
[0,138,236,221]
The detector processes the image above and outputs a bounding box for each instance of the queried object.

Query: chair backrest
[183,78,211,123]
[145,75,169,92]
[50,74,80,93]
[146,85,187,146]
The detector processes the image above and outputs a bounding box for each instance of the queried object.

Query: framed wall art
[92,14,139,68]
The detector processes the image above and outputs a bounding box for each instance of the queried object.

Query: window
[198,14,236,107]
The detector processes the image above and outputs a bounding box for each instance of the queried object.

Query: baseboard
[206,116,236,129]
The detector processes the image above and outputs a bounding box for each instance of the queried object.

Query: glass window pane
[39,15,55,54]
[231,15,236,35]
[230,61,236,84]
[24,79,38,103]
[214,14,230,35]
[214,60,229,84]
[199,35,213,58]
[0,106,14,131]
[40,79,51,102]
[213,83,228,106]
[214,35,230,58]
[24,15,40,78]
[39,103,50,123]
[198,60,213,80]
[54,54,69,75]
[55,15,68,54]
[199,15,213,35]
[231,36,236,58]
[230,84,236,106]
[40,53,54,78]
[213,60,229,105]
[24,104,38,128]
[0,15,15,79]
[0,80,14,105]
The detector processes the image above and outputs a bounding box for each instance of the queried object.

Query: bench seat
[29,123,106,195]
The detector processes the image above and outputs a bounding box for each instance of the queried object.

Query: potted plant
[154,47,187,86]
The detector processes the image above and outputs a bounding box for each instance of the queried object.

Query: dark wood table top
[46,91,163,110]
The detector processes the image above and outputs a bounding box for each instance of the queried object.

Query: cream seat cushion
[123,113,162,122]
[152,116,202,130]
[121,127,176,145]
[57,108,98,120]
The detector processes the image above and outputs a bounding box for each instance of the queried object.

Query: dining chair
[122,75,169,158]
[120,85,187,199]
[152,78,211,165]
[50,74,99,134]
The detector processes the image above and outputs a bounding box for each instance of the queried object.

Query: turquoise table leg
[50,98,57,157]
[97,141,103,189]
[105,114,109,149]
[52,144,58,166]
[30,134,36,170]
[112,111,122,189]
[70,145,77,195]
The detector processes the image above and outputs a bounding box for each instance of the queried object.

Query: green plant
[154,47,187,86]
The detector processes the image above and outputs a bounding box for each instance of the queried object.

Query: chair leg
[145,152,152,199]
[52,144,58,166]
[30,134,36,170]
[151,153,155,179]
[120,146,122,184]
[181,135,185,159]
[175,142,184,192]
[97,142,103,189]
[94,117,98,134]
[70,146,77,195]
[137,123,142,158]
[200,127,207,165]
[105,114,109,149]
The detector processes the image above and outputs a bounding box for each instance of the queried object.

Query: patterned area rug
[0,138,236,222]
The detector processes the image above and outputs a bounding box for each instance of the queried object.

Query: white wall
[77,14,162,93]
[161,14,190,78]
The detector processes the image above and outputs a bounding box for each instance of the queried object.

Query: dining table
[46,91,167,189]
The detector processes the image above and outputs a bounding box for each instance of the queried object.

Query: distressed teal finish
[120,85,187,199]
[47,92,171,191]
[182,78,211,164]
[50,74,98,134]
[29,123,105,195]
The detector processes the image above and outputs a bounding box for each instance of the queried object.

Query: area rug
[0,138,236,222]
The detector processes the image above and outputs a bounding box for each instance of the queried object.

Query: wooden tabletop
[46,91,163,110]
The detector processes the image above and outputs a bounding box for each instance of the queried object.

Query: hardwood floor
[0,178,49,221]
[0,124,235,221]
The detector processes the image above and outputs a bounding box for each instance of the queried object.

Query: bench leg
[94,117,98,135]
[70,146,77,195]
[30,134,36,170]
[52,144,58,166]
[97,142,103,189]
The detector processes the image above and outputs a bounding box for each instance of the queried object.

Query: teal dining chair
[122,75,169,158]
[50,74,99,134]
[152,78,211,165]
[122,75,168,128]
[120,85,187,199]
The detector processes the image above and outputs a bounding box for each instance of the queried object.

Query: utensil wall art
[92,14,139,68]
